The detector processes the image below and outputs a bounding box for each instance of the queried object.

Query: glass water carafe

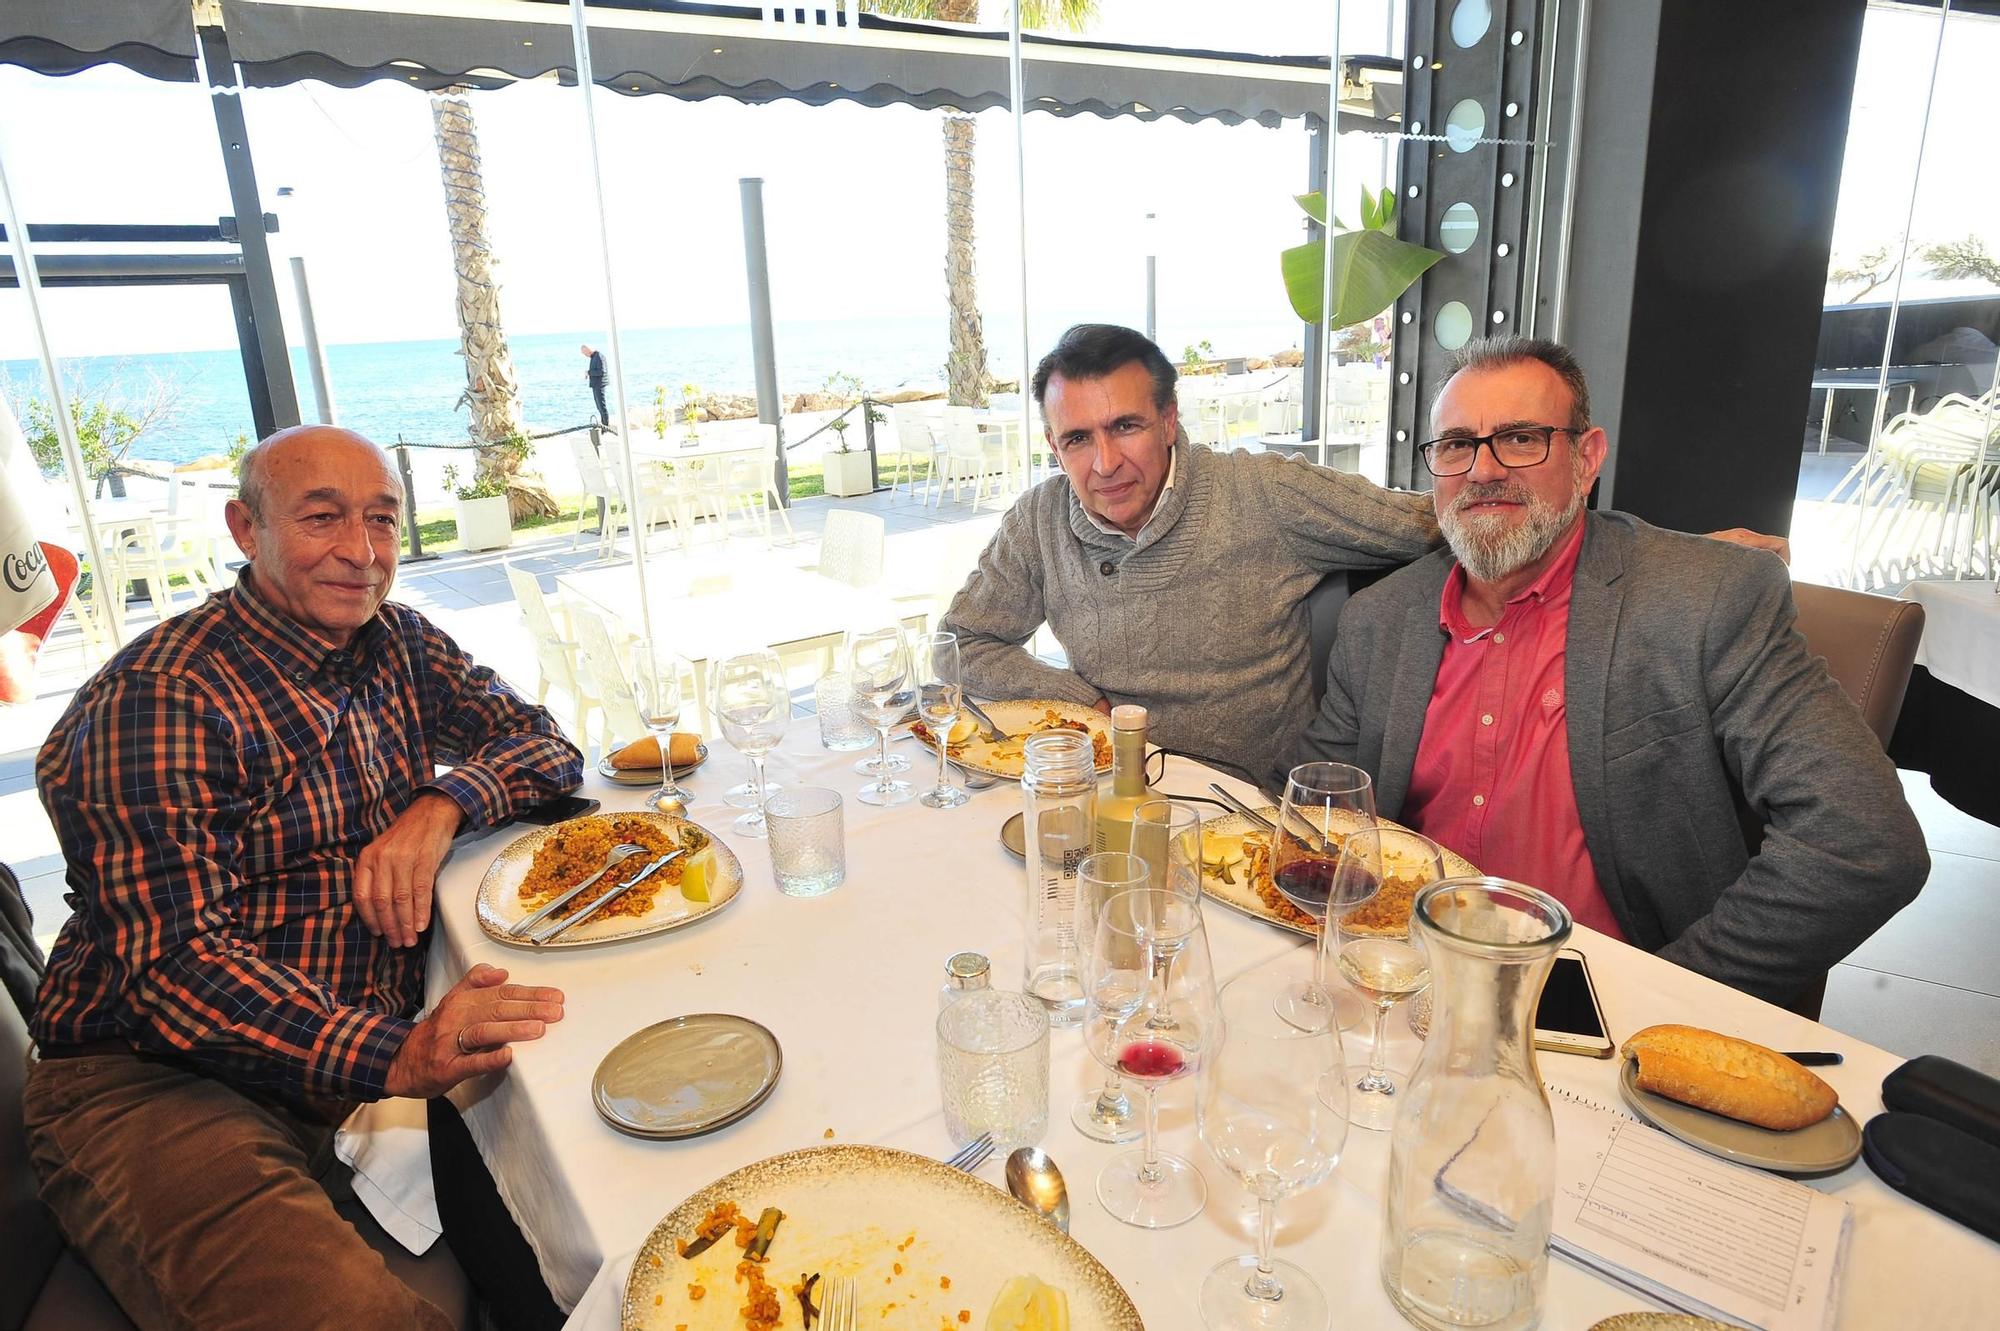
[1381,877,1572,1331]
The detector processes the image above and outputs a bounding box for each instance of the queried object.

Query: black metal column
[224,273,279,440]
[197,21,299,434]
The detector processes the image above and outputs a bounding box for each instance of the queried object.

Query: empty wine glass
[1198,968,1348,1331]
[850,627,914,807]
[849,628,911,780]
[912,631,968,809]
[1324,825,1447,1129]
[629,642,693,811]
[711,650,788,838]
[1268,761,1376,1033]
[1071,851,1149,1144]
[1084,884,1219,1229]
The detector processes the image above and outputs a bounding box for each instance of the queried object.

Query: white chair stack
[503,563,599,750]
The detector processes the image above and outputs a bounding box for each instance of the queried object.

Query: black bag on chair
[1,863,44,1023]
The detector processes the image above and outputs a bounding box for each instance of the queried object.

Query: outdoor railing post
[863,394,880,491]
[395,439,425,560]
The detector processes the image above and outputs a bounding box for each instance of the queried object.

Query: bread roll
[609,733,701,770]
[1623,1024,1838,1130]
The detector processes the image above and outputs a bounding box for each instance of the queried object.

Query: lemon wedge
[679,841,714,903]
[948,715,979,745]
[985,1275,1069,1331]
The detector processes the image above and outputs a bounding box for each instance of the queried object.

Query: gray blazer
[1295,511,1929,1006]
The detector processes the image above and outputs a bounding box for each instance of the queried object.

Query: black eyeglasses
[1419,424,1580,477]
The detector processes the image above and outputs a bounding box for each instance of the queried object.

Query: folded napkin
[561,1249,637,1331]
[335,1097,443,1255]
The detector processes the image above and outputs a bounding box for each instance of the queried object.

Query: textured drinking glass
[814,669,875,751]
[764,786,845,897]
[936,990,1050,1151]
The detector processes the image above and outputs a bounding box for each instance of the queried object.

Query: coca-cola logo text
[3,542,47,594]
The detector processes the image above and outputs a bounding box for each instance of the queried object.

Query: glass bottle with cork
[1093,704,1151,854]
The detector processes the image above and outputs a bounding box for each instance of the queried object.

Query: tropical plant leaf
[1360,188,1381,231]
[1281,229,1446,328]
[1294,191,1330,226]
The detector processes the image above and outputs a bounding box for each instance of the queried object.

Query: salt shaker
[938,951,992,1014]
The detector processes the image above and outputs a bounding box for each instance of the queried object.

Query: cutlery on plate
[528,850,682,945]
[944,1131,995,1172]
[949,760,1001,792]
[506,842,647,936]
[820,1274,857,1331]
[1207,782,1333,855]
[1004,1146,1071,1234]
[962,697,1012,741]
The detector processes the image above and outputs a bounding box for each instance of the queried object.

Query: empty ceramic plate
[592,1013,782,1140]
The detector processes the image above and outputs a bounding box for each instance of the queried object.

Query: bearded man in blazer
[1294,336,1928,1011]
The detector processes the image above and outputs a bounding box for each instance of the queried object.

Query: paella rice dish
[1243,830,1425,935]
[518,815,711,921]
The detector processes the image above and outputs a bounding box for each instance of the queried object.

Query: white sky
[0,0,1990,361]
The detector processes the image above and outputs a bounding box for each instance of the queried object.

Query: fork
[820,1274,857,1331]
[945,1131,995,1172]
[962,697,1011,741]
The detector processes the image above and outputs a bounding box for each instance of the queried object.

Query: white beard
[1438,477,1585,584]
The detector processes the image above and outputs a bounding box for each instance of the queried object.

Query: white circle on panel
[1496,242,1511,258]
[1399,371,1413,385]
[1506,102,1519,118]
[1407,184,1420,198]
[1396,429,1409,442]
[1511,30,1525,47]
[1501,171,1516,188]
[1435,301,1474,351]
[1411,121,1424,134]
[1401,311,1414,325]
[1444,99,1486,153]
[1451,0,1493,48]
[1492,310,1507,324]
[1439,202,1480,254]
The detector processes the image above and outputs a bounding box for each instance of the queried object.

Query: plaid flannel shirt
[31,576,581,1103]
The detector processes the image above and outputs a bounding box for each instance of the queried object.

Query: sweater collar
[1067,428,1195,553]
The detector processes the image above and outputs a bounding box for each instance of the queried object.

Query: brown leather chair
[1790,581,1926,750]
[0,864,477,1331]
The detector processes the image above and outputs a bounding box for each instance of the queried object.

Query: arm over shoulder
[1658,551,1929,1000]
[1254,454,1441,572]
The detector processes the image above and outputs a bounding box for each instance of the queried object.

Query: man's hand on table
[354,789,463,948]
[1706,527,1792,565]
[384,964,566,1098]
[1093,697,1112,715]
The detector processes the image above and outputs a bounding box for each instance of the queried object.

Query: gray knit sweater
[940,436,1440,787]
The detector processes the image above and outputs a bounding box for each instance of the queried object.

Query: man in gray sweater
[1295,337,1926,1008]
[940,324,1442,784]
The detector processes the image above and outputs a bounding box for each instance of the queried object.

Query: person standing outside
[581,342,609,427]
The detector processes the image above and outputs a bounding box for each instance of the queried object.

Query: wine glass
[1325,825,1447,1129]
[629,642,694,811]
[1133,799,1203,903]
[849,629,912,780]
[849,627,914,806]
[912,631,968,809]
[1084,884,1219,1228]
[1070,852,1149,1144]
[1267,761,1376,1033]
[710,650,788,837]
[1197,968,1348,1331]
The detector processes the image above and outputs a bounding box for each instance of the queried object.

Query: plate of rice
[476,811,743,948]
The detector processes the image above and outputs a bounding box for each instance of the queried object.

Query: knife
[961,697,1012,741]
[1206,782,1333,855]
[1780,1052,1844,1067]
[528,850,682,945]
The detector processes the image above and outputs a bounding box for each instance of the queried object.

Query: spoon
[1004,1146,1071,1234]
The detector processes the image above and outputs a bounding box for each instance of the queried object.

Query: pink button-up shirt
[1402,522,1625,939]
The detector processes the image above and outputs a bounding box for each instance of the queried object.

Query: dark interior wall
[1573,0,1867,537]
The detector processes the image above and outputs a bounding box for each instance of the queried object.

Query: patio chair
[566,434,625,559]
[569,604,708,744]
[814,509,885,589]
[932,408,1004,508]
[503,563,598,748]
[711,424,794,544]
[888,403,946,497]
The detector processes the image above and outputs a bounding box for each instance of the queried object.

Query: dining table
[398,728,2000,1330]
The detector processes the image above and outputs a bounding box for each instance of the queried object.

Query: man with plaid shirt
[25,426,581,1330]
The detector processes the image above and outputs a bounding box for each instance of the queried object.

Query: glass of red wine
[1268,762,1376,1033]
[1084,883,1219,1228]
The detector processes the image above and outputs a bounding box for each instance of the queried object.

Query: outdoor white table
[1900,577,2000,709]
[418,733,2000,1328]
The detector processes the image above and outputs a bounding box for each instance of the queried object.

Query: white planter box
[822,450,875,498]
[454,495,513,552]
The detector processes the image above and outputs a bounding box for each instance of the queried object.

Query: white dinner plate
[622,1144,1141,1331]
[942,699,1113,780]
[475,811,743,948]
[1617,1057,1863,1175]
[596,740,710,787]
[1196,809,1480,937]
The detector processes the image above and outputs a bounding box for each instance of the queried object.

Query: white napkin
[560,1250,636,1330]
[335,1097,443,1255]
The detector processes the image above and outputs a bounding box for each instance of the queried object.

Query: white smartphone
[1534,948,1615,1058]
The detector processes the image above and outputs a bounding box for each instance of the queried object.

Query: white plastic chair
[504,563,598,749]
[889,403,946,497]
[567,434,625,558]
[934,408,1004,508]
[566,603,647,757]
[816,509,885,588]
[716,424,795,543]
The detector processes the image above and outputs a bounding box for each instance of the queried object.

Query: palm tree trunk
[942,110,990,408]
[430,88,556,520]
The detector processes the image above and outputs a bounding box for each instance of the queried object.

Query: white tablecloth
[1901,577,2000,709]
[405,731,2000,1329]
